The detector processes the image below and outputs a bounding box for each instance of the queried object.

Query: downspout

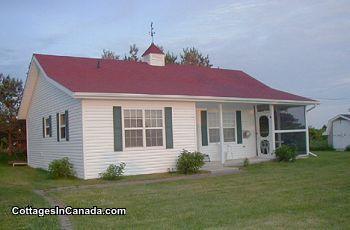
[306,104,317,157]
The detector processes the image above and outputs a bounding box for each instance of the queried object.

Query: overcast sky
[1,0,349,127]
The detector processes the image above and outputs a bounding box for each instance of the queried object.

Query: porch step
[202,161,240,175]
[223,157,275,167]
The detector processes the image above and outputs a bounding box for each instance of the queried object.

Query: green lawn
[1,151,349,229]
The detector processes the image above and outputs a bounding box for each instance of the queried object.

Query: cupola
[141,43,165,66]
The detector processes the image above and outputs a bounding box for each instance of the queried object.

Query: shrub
[345,145,350,152]
[243,158,250,167]
[310,139,334,151]
[48,157,75,179]
[176,149,205,174]
[275,145,297,162]
[100,162,126,180]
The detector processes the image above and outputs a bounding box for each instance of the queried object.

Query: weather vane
[149,22,155,43]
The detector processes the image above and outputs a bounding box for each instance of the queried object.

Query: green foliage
[124,44,139,61]
[275,145,297,162]
[48,157,75,179]
[345,145,350,151]
[309,126,333,151]
[243,158,250,167]
[180,47,212,67]
[101,49,120,60]
[310,139,334,151]
[0,74,24,155]
[165,51,178,64]
[176,149,205,174]
[100,162,126,180]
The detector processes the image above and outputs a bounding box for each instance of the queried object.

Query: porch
[196,102,311,165]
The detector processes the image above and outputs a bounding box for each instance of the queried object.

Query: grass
[1,151,349,229]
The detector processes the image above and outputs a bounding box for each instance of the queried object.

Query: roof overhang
[17,56,74,119]
[74,92,319,105]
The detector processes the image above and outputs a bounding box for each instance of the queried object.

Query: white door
[256,109,273,157]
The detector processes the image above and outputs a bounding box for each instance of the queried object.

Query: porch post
[270,104,276,153]
[305,106,310,155]
[219,103,225,164]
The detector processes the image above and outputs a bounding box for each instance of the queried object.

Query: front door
[256,106,273,157]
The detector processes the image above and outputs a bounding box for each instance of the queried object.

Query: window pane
[124,109,143,128]
[224,128,235,142]
[259,116,269,137]
[45,118,50,126]
[275,132,307,155]
[209,128,220,143]
[257,104,269,112]
[146,129,163,147]
[223,111,235,127]
[46,127,50,136]
[274,105,305,130]
[125,130,143,147]
[145,110,162,128]
[61,127,66,139]
[208,112,219,127]
[60,114,66,126]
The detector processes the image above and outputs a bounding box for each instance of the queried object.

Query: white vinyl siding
[82,100,197,179]
[27,66,84,178]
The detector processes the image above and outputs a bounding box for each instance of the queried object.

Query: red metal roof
[34,54,314,102]
[141,43,164,56]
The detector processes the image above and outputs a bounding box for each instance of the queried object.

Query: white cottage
[325,114,350,150]
[18,43,318,179]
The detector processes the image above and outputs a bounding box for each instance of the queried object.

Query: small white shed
[325,114,350,150]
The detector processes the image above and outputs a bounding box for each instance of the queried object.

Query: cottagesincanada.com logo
[11,205,127,217]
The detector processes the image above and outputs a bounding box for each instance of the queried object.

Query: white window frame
[58,113,67,141]
[207,111,220,143]
[122,108,165,150]
[44,117,50,138]
[223,110,237,143]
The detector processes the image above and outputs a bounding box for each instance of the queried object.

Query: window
[274,105,305,130]
[44,117,51,137]
[208,112,220,143]
[223,111,235,142]
[259,116,269,137]
[273,105,307,155]
[275,132,306,155]
[124,109,143,148]
[145,110,163,147]
[60,114,67,139]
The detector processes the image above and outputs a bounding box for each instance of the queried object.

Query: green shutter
[201,111,208,146]
[48,115,52,137]
[113,106,123,151]
[236,110,242,144]
[164,107,173,149]
[65,110,69,141]
[42,117,45,138]
[56,113,60,142]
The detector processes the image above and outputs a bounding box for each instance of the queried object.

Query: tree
[0,74,24,155]
[124,44,139,61]
[165,51,178,64]
[180,47,212,67]
[101,49,120,60]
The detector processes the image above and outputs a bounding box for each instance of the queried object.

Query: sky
[0,0,349,128]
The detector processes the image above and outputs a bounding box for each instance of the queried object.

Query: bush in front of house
[243,158,250,167]
[176,149,205,174]
[100,162,126,180]
[275,145,297,162]
[48,157,75,179]
[345,145,350,151]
